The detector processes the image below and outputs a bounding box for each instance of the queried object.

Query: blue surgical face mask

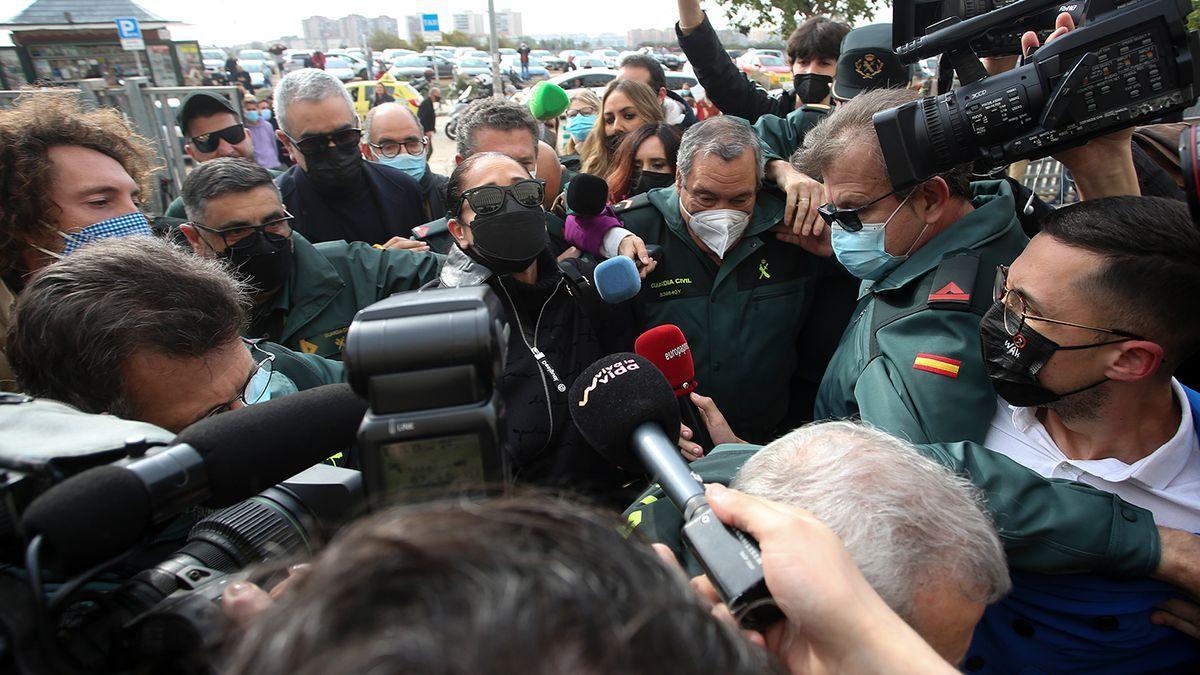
[829,193,920,281]
[379,151,427,182]
[245,361,274,405]
[259,108,273,121]
[36,211,153,259]
[245,110,261,123]
[565,114,596,142]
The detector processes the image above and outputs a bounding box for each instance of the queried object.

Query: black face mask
[979,302,1112,408]
[793,73,833,105]
[303,142,364,191]
[630,169,676,197]
[604,132,627,157]
[463,199,549,275]
[222,231,294,295]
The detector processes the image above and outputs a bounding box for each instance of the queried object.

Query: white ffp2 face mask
[681,201,751,259]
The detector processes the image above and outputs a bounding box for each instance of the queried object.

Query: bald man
[362,102,448,224]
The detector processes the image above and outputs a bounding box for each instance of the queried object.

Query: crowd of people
[1,0,1199,672]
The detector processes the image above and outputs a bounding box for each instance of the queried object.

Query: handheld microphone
[593,256,641,303]
[566,172,609,216]
[22,384,367,573]
[634,324,714,451]
[569,354,782,631]
[527,81,569,121]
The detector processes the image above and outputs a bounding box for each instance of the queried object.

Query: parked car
[591,49,620,68]
[736,51,791,89]
[418,52,456,78]
[575,56,608,69]
[283,51,312,73]
[323,56,359,82]
[545,68,617,95]
[389,56,435,80]
[498,47,517,56]
[454,58,493,78]
[345,78,422,118]
[655,52,685,70]
[202,48,226,74]
[559,49,590,60]
[501,56,549,82]
[459,50,490,61]
[381,48,415,64]
[743,48,785,61]
[237,60,271,88]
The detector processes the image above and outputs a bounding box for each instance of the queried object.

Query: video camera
[345,285,510,510]
[875,0,1200,189]
[894,0,1089,58]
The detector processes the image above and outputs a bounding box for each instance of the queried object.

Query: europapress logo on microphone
[577,358,640,406]
[664,343,689,360]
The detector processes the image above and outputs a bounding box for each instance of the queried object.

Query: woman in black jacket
[434,151,639,506]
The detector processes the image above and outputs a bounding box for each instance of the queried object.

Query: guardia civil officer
[180,158,441,358]
[612,117,824,443]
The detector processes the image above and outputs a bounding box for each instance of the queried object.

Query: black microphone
[569,354,782,630]
[566,172,609,216]
[22,384,367,573]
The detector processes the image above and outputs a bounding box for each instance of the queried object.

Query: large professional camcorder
[875,0,1200,189]
[345,285,510,510]
[894,0,1089,58]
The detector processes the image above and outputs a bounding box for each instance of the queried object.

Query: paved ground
[427,108,458,177]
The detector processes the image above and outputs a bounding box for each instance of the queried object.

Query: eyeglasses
[283,127,362,155]
[201,340,275,420]
[992,265,1146,340]
[565,107,596,118]
[457,179,545,217]
[817,189,908,233]
[368,136,427,158]
[191,211,294,250]
[190,124,247,153]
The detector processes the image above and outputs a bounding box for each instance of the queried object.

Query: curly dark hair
[0,89,156,274]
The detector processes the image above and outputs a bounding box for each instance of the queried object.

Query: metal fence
[0,78,240,215]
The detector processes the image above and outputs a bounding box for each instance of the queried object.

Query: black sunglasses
[457,179,545,217]
[190,124,247,153]
[284,127,362,155]
[817,188,909,233]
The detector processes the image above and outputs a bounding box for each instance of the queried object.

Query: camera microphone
[635,324,715,451]
[23,384,367,573]
[569,354,782,630]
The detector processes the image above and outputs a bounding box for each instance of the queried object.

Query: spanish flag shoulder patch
[913,353,962,379]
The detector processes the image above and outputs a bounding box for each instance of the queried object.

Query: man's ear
[454,153,464,166]
[179,223,206,255]
[1108,340,1165,382]
[361,142,373,161]
[184,144,197,161]
[916,176,952,225]
[658,87,668,104]
[447,218,468,247]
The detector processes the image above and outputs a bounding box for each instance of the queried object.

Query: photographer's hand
[1027,13,1140,199]
[704,485,955,674]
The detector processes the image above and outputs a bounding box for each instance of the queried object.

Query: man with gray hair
[180,157,440,359]
[614,115,823,444]
[273,69,425,246]
[731,422,1010,664]
[795,87,1028,447]
[362,102,447,225]
[7,236,343,433]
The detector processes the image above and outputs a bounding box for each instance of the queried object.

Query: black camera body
[876,0,1200,189]
[345,286,510,510]
[894,0,1091,57]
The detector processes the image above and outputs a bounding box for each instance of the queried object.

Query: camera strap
[936,49,988,95]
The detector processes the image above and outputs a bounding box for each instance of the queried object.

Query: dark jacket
[276,161,425,246]
[676,13,795,123]
[418,97,436,134]
[417,169,449,224]
[433,247,637,507]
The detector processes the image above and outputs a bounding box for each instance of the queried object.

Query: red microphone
[635,324,714,452]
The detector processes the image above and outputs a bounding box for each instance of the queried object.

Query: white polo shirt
[983,379,1200,533]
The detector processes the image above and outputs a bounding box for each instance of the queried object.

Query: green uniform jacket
[622,443,1159,578]
[752,104,830,161]
[615,187,819,442]
[247,233,442,358]
[816,180,1028,444]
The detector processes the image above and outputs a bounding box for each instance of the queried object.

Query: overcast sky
[1,0,891,47]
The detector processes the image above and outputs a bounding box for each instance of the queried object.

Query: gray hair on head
[792,88,972,198]
[182,157,280,223]
[363,102,423,143]
[731,421,1011,627]
[676,116,764,190]
[273,68,356,135]
[455,97,537,159]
